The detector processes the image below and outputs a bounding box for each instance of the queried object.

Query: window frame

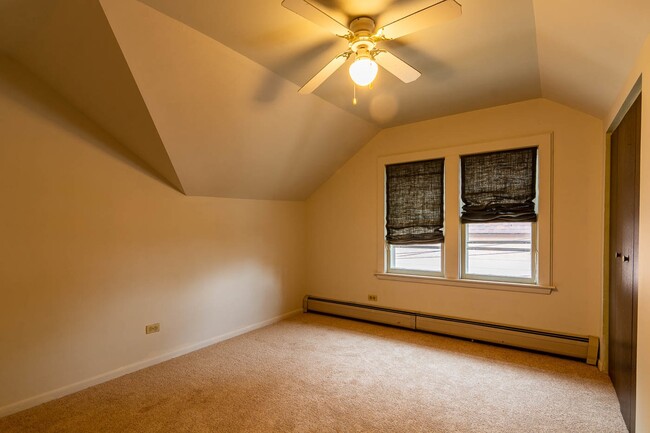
[376,133,553,294]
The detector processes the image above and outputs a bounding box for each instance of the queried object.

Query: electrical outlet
[145,323,160,334]
[368,294,378,302]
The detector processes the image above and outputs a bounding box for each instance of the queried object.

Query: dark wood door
[609,94,640,433]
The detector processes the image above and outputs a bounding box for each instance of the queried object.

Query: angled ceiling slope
[534,0,650,120]
[0,0,184,193]
[99,0,378,200]
[138,0,543,127]
[138,0,650,123]
[3,0,649,201]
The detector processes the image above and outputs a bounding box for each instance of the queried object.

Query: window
[462,222,536,283]
[385,158,444,276]
[390,244,442,274]
[377,134,552,293]
[460,147,538,284]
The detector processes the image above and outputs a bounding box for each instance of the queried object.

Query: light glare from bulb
[349,57,378,87]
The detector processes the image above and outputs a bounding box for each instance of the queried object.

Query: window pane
[465,223,532,279]
[391,244,442,273]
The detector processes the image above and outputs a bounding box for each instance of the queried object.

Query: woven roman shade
[385,158,445,244]
[460,147,537,223]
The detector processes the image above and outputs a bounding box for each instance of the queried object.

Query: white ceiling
[534,0,650,119]
[0,0,649,199]
[138,0,543,126]
[0,0,184,192]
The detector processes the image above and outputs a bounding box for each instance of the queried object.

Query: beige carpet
[0,313,628,432]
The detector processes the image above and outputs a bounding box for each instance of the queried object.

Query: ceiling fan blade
[378,0,461,40]
[374,51,421,83]
[282,0,351,37]
[299,52,350,94]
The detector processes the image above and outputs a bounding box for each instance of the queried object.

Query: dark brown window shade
[461,147,537,223]
[385,158,444,244]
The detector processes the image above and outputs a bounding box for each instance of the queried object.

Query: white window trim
[376,133,554,294]
[374,272,554,295]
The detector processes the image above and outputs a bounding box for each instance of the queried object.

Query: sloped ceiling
[136,0,542,126]
[0,0,184,192]
[99,0,378,199]
[0,0,378,200]
[534,0,650,119]
[0,0,649,199]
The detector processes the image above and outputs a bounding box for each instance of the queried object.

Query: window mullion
[444,154,460,279]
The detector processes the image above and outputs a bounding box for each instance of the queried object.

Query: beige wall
[607,35,650,433]
[0,57,306,414]
[307,98,605,337]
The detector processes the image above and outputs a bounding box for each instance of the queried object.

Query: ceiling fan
[281,0,462,94]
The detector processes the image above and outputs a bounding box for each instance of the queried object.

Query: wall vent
[303,295,599,365]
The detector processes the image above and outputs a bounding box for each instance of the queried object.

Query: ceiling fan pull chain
[353,83,358,105]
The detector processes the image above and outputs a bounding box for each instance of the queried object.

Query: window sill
[375,273,555,295]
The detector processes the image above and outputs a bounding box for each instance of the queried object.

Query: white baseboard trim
[0,308,302,418]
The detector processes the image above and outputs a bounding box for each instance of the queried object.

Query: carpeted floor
[0,313,628,432]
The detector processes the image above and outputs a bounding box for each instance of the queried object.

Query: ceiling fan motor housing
[349,16,375,34]
[348,17,377,55]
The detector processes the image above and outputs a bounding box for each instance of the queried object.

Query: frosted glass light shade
[349,57,378,86]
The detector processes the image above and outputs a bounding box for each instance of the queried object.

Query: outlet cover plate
[145,323,160,334]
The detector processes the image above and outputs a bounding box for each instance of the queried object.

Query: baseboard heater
[303,295,599,365]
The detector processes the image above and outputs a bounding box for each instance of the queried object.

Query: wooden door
[609,94,640,433]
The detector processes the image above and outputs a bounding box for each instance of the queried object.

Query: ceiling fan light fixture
[282,0,460,94]
[349,55,378,87]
